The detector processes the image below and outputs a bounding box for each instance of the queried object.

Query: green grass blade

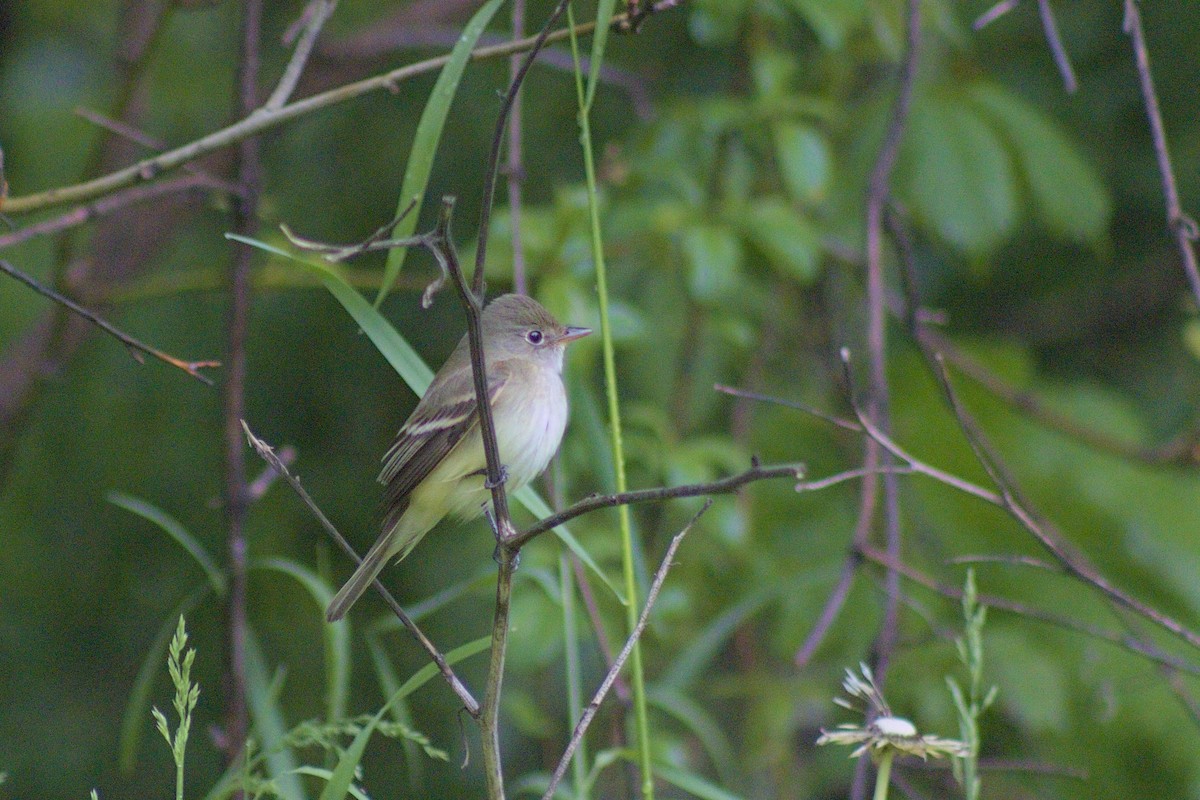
[226,235,433,389]
[646,687,739,790]
[118,586,211,774]
[585,0,619,110]
[319,636,490,800]
[655,763,745,800]
[229,234,624,603]
[659,588,774,690]
[291,767,369,800]
[364,633,425,795]
[245,628,309,800]
[250,557,351,723]
[107,491,226,595]
[375,0,506,306]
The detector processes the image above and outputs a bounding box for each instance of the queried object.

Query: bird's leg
[484,464,509,490]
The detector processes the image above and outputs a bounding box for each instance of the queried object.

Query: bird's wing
[378,363,510,530]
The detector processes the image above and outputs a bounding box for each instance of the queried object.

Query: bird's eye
[526,329,544,345]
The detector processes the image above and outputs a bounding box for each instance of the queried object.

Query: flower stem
[873,751,895,800]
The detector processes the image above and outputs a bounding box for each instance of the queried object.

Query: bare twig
[512,462,804,548]
[265,0,339,111]
[858,0,921,701]
[973,0,1019,29]
[222,0,264,764]
[0,174,223,251]
[0,1,681,216]
[0,259,219,383]
[241,423,481,715]
[857,543,1200,676]
[472,0,571,296]
[1036,0,1078,93]
[1123,0,1200,310]
[507,0,528,296]
[541,503,707,800]
[715,383,862,433]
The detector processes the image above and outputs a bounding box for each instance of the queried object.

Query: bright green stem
[175,757,184,800]
[560,554,590,799]
[873,751,895,800]
[567,7,654,798]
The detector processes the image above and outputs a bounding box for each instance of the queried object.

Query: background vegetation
[2,1,1200,798]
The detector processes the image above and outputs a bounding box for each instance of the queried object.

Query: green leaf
[689,0,751,46]
[781,0,867,49]
[647,687,740,789]
[660,587,774,689]
[655,762,746,800]
[226,236,434,391]
[376,0,506,306]
[741,198,821,282]
[680,223,744,303]
[899,93,1019,255]
[773,122,831,204]
[969,82,1112,242]
[230,234,625,604]
[250,558,351,724]
[107,492,226,596]
[587,0,620,110]
[318,637,490,800]
[245,629,309,800]
[291,767,369,800]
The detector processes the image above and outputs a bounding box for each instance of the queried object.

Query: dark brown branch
[1123,0,1200,310]
[241,423,480,715]
[0,259,219,383]
[507,0,528,296]
[511,462,804,549]
[859,0,921,699]
[472,0,571,296]
[222,0,263,765]
[541,502,707,800]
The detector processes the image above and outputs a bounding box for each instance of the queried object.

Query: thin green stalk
[560,554,590,799]
[566,6,654,798]
[872,751,895,800]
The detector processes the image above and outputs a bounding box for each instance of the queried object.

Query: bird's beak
[559,326,592,344]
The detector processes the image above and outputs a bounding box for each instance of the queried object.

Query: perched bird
[326,294,591,621]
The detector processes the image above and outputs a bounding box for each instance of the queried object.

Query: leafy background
[2,0,1200,798]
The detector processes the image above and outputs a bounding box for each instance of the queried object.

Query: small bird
[326,294,591,621]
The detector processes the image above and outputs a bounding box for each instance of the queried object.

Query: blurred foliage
[2,1,1200,799]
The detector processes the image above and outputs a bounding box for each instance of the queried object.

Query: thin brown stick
[857,543,1200,676]
[1123,0,1200,310]
[240,423,480,715]
[512,462,804,548]
[858,0,921,701]
[508,0,528,296]
[541,503,707,800]
[472,0,571,296]
[265,0,339,111]
[0,259,219,383]
[222,0,263,765]
[1035,0,1078,93]
[0,174,222,251]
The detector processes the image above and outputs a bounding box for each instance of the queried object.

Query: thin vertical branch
[508,0,528,295]
[862,0,921,679]
[1122,0,1200,310]
[223,0,263,767]
[1035,0,1078,93]
[472,0,572,296]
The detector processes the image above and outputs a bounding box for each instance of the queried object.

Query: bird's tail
[326,523,421,622]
